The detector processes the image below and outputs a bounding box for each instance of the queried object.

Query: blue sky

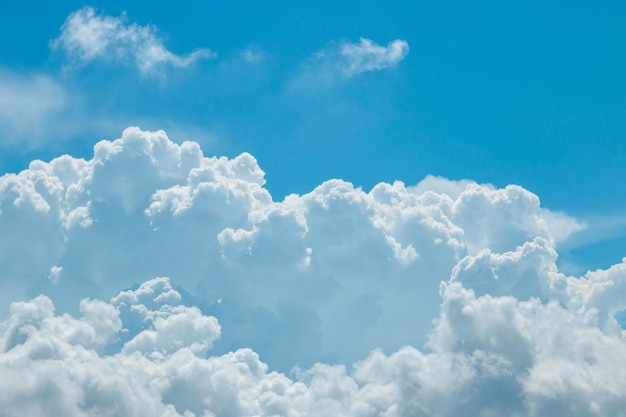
[1,3,626,416]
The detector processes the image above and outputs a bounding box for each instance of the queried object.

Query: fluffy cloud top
[51,7,214,75]
[0,128,588,367]
[1,127,625,415]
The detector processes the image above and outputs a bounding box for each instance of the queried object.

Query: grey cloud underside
[1,128,625,416]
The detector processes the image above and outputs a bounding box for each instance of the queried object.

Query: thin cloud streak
[339,38,409,77]
[290,37,409,91]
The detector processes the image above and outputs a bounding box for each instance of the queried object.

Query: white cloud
[304,37,409,81]
[0,127,586,369]
[291,38,409,89]
[339,38,409,77]
[1,268,625,416]
[2,127,626,415]
[110,278,221,357]
[51,7,215,75]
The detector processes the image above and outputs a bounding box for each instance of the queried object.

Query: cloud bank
[52,7,214,75]
[1,128,625,416]
[2,273,626,416]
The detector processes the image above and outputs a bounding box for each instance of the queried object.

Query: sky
[1,2,626,416]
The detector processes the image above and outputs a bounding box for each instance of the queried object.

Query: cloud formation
[1,128,626,415]
[0,128,588,368]
[1,271,625,416]
[51,7,214,75]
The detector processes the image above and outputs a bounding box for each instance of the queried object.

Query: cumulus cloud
[1,127,626,415]
[0,127,587,368]
[51,7,214,75]
[111,278,221,357]
[1,270,625,416]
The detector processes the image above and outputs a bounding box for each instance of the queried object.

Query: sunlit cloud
[0,128,624,416]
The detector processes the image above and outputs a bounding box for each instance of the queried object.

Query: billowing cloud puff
[0,127,588,369]
[1,127,626,415]
[111,278,221,356]
[51,7,214,75]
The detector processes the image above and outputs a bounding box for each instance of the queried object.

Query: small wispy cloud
[337,38,409,77]
[289,37,409,92]
[307,37,409,80]
[51,7,215,75]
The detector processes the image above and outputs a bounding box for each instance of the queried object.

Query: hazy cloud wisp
[294,37,410,87]
[51,7,215,75]
[0,69,68,146]
[339,38,409,77]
